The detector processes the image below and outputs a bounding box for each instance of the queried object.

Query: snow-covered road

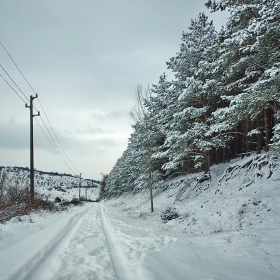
[1,200,279,280]
[0,203,175,280]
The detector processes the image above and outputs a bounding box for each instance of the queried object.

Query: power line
[34,117,78,175]
[36,117,78,175]
[0,64,29,102]
[0,41,37,94]
[0,75,78,175]
[0,63,39,113]
[0,77,77,179]
[0,41,81,176]
[37,113,78,175]
[38,97,81,174]
[0,72,26,103]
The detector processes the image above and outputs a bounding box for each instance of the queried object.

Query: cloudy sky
[0,0,228,180]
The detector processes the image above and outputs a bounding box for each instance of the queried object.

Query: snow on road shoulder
[100,204,177,280]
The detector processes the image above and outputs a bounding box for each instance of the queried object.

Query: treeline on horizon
[101,0,280,198]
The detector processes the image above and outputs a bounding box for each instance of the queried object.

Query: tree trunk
[216,148,221,164]
[256,115,262,154]
[246,117,250,156]
[241,121,246,158]
[234,126,239,158]
[222,147,227,163]
[264,108,272,152]
[204,151,210,173]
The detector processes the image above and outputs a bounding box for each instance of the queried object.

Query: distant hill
[0,166,101,201]
[1,166,100,184]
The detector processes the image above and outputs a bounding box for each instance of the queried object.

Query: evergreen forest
[101,0,280,199]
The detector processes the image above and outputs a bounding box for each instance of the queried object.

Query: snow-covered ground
[0,154,280,279]
[103,153,280,279]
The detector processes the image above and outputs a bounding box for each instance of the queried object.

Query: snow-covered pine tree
[147,74,177,173]
[208,0,280,155]
[102,134,143,199]
[162,13,219,175]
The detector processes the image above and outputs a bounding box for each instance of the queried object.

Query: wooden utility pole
[26,94,39,203]
[79,173,82,201]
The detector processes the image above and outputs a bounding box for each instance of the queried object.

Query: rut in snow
[2,203,175,280]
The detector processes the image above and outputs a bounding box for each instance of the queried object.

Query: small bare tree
[130,84,154,212]
[100,173,108,193]
[0,169,7,201]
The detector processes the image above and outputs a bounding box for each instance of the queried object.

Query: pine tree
[147,73,176,172]
[162,13,219,174]
[101,1,280,200]
[207,0,280,154]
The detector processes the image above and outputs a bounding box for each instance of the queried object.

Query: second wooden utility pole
[26,94,39,203]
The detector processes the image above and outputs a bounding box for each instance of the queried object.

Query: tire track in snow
[21,204,118,280]
[11,204,94,280]
[100,204,134,280]
[5,203,176,280]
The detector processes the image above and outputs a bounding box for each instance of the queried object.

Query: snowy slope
[102,152,280,279]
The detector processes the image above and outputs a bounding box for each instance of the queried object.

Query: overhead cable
[0,41,37,94]
[37,113,78,175]
[34,118,78,175]
[0,41,80,175]
[38,97,81,174]
[0,72,26,103]
[0,64,29,102]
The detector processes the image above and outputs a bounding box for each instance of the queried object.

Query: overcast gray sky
[0,0,228,180]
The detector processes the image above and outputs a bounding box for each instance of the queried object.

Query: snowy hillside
[0,166,100,202]
[101,152,280,279]
[106,152,280,233]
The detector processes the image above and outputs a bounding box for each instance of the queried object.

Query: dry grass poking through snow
[0,170,84,223]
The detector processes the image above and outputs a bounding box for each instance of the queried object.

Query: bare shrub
[32,196,55,211]
[70,198,80,205]
[6,185,30,205]
[0,172,85,223]
[161,206,179,223]
[0,175,57,223]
